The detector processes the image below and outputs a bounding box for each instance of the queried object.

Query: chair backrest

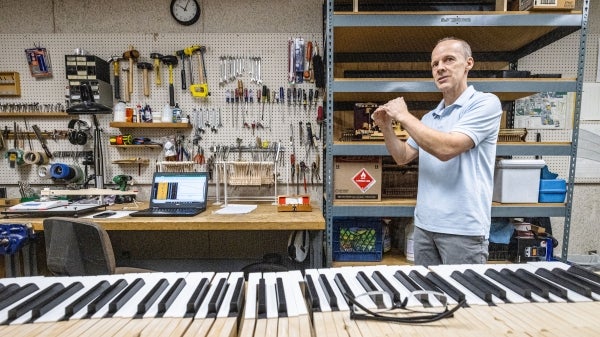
[43,217,117,276]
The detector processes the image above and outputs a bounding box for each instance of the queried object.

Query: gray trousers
[413,226,489,267]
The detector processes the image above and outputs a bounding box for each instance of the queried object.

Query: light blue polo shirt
[406,85,502,238]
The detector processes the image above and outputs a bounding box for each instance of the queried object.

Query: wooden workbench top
[2,203,325,232]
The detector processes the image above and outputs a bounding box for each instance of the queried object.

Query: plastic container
[332,217,383,262]
[404,220,414,262]
[161,104,173,122]
[492,159,545,203]
[539,179,566,203]
[113,101,126,122]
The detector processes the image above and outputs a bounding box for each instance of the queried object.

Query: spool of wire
[22,151,41,165]
[49,163,83,182]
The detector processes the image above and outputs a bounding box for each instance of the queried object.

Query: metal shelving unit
[324,0,590,265]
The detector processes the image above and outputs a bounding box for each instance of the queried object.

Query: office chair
[43,217,152,276]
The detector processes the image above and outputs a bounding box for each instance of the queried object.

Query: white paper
[84,210,136,219]
[214,204,257,214]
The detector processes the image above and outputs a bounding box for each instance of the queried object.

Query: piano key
[425,270,466,304]
[257,277,267,319]
[377,265,444,308]
[275,277,287,317]
[318,268,350,311]
[63,279,111,319]
[566,264,600,284]
[106,278,146,316]
[552,268,600,298]
[206,276,228,318]
[227,275,245,317]
[85,278,129,318]
[371,270,402,303]
[137,278,170,317]
[318,273,338,311]
[161,272,214,318]
[243,272,261,320]
[499,268,551,301]
[463,269,509,303]
[0,284,22,305]
[262,272,280,319]
[0,283,40,318]
[483,268,532,300]
[393,269,422,293]
[304,269,331,312]
[112,273,181,319]
[156,278,185,316]
[408,270,444,292]
[430,265,499,306]
[535,268,593,298]
[515,268,569,300]
[30,281,85,322]
[465,265,537,304]
[216,272,244,318]
[6,282,65,323]
[194,272,228,319]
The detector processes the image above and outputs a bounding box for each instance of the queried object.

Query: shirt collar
[432,85,475,118]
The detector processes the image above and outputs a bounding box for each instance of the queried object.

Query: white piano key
[286,270,309,316]
[304,269,331,312]
[162,272,215,318]
[113,272,183,318]
[244,272,261,320]
[262,272,279,319]
[194,272,229,319]
[216,272,244,318]
[275,271,298,317]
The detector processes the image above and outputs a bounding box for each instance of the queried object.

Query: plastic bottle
[404,220,414,262]
[161,104,172,122]
[113,101,126,122]
[172,103,182,123]
[382,219,391,253]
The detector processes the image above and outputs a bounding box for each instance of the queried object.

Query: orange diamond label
[352,168,376,193]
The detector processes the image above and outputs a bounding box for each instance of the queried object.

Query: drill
[112,175,132,191]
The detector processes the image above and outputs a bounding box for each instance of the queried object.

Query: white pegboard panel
[0,33,323,192]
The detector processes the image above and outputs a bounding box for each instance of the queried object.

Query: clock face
[170,0,201,26]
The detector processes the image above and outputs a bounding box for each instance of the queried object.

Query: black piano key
[7,283,65,321]
[207,278,228,318]
[137,278,169,317]
[500,269,550,300]
[371,271,402,303]
[408,270,443,293]
[186,278,209,317]
[451,271,494,305]
[393,270,422,292]
[31,282,85,321]
[276,277,287,317]
[64,280,110,318]
[554,268,600,295]
[334,273,355,304]
[0,284,39,311]
[107,278,145,316]
[355,271,385,309]
[318,274,338,311]
[515,269,569,300]
[257,278,267,318]
[228,277,244,317]
[157,278,186,316]
[484,269,532,300]
[304,274,320,311]
[426,272,466,304]
[86,279,128,317]
[535,268,592,298]
[464,269,509,303]
[567,264,600,284]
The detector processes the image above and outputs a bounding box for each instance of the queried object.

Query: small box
[493,159,545,203]
[277,195,312,212]
[334,157,382,201]
[519,0,575,11]
[538,178,566,203]
[333,217,383,262]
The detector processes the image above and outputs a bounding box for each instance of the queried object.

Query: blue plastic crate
[539,179,566,203]
[332,217,383,262]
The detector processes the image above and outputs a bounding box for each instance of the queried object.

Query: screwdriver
[261,85,268,120]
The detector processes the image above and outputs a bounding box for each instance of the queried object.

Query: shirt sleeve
[452,92,502,146]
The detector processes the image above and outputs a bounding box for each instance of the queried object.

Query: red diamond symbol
[352,168,376,193]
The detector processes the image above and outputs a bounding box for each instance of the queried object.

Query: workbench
[1,202,326,275]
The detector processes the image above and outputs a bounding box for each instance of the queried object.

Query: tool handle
[32,125,53,158]
[181,68,186,90]
[169,84,175,107]
[114,73,121,100]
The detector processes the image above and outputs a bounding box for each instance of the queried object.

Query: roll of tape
[38,165,50,178]
[23,151,40,165]
[38,152,50,165]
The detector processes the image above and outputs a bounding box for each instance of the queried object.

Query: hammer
[161,55,178,107]
[137,62,153,97]
[150,53,163,85]
[109,55,121,100]
[176,50,186,90]
[122,45,139,96]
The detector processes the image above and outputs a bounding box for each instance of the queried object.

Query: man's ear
[466,57,474,70]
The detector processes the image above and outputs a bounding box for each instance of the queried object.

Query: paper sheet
[214,204,257,215]
[84,210,136,219]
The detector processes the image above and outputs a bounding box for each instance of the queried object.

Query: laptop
[129,171,209,217]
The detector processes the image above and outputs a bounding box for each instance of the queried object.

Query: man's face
[430,40,473,92]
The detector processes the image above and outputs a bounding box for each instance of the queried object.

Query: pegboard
[0,33,323,197]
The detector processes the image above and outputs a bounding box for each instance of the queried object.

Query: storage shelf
[109,122,192,129]
[110,145,162,149]
[331,142,572,156]
[0,112,69,117]
[331,201,567,218]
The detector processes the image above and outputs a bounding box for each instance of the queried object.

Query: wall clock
[170,0,201,26]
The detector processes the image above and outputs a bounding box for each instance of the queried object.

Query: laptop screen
[149,172,208,207]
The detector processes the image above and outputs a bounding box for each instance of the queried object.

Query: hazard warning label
[352,168,376,193]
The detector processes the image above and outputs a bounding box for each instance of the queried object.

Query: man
[372,37,502,266]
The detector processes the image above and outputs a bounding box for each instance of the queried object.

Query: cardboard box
[493,159,545,203]
[519,0,575,11]
[334,156,382,201]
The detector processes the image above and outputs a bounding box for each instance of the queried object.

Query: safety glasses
[345,290,466,324]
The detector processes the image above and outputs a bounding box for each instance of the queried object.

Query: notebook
[130,171,209,217]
